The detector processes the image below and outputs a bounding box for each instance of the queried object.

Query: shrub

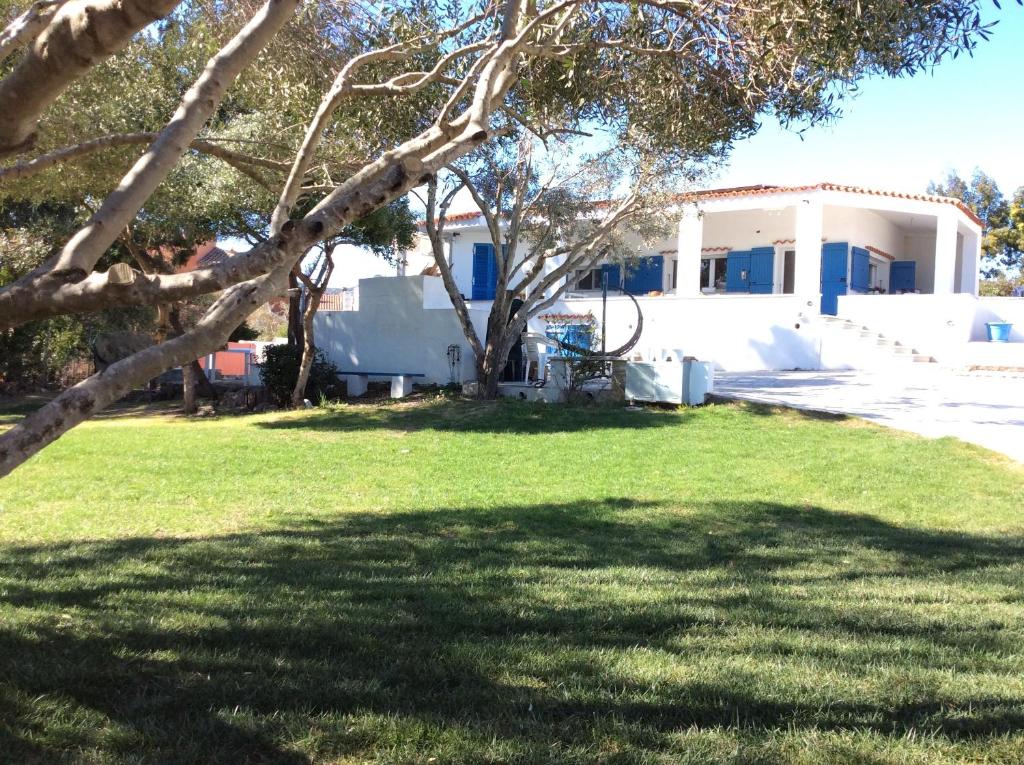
[259,344,343,407]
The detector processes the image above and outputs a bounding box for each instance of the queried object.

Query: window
[698,256,727,290]
[574,267,603,291]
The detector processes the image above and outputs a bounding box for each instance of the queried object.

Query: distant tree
[928,170,1024,277]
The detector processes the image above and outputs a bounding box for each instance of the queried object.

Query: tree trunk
[290,251,334,408]
[188,358,216,399]
[287,269,303,349]
[168,305,217,405]
[182,358,197,414]
[291,294,318,408]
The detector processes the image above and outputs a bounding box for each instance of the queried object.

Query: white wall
[972,297,1024,343]
[315,276,485,385]
[837,293,978,362]
[822,205,902,289]
[903,233,937,293]
[541,293,827,371]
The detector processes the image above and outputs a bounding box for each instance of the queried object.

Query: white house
[316,183,1024,383]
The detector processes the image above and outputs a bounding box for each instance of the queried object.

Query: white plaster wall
[542,293,826,371]
[314,276,485,385]
[903,233,937,293]
[836,294,977,362]
[972,297,1024,342]
[699,207,797,250]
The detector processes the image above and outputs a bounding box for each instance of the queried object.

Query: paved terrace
[715,369,1024,463]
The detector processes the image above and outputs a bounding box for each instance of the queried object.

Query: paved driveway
[715,369,1024,463]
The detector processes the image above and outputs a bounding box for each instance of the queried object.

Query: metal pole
[601,268,608,358]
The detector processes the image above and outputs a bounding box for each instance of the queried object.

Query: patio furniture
[523,333,553,382]
[339,371,425,398]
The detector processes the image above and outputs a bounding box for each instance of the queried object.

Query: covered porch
[670,187,983,313]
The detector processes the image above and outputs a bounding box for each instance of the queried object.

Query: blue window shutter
[850,247,870,292]
[725,251,751,292]
[623,258,642,292]
[820,242,849,315]
[749,247,775,294]
[647,256,664,292]
[602,263,621,290]
[890,261,916,293]
[623,256,665,293]
[472,243,497,300]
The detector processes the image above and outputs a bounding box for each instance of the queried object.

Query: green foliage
[0,200,155,388]
[228,322,260,342]
[258,343,342,407]
[928,170,1024,277]
[979,274,1024,296]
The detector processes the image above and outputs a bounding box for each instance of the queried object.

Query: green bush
[259,344,343,407]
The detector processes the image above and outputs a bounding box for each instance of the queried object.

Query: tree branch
[0,0,181,158]
[0,132,291,182]
[0,0,68,64]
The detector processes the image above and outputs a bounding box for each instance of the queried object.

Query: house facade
[316,184,1024,383]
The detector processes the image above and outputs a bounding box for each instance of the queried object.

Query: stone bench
[340,372,425,398]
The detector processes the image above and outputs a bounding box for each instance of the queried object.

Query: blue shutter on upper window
[471,243,497,300]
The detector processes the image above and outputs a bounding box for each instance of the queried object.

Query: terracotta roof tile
[682,183,983,227]
[418,183,983,229]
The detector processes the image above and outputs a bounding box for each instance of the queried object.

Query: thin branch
[0,132,290,182]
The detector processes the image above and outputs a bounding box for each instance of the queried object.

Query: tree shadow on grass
[2,499,1023,763]
[253,398,693,435]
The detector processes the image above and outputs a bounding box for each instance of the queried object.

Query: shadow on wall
[3,498,1024,762]
[747,324,822,372]
[254,398,692,435]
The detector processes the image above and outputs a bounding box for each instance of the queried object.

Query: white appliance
[625,360,713,405]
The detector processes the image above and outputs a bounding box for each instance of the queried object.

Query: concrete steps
[819,315,937,367]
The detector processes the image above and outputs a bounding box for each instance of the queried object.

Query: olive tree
[421,136,682,398]
[0,0,998,476]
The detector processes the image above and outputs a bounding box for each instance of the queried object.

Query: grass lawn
[1,397,1023,764]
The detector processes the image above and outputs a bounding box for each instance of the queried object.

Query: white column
[933,211,958,295]
[793,199,823,296]
[959,227,981,296]
[677,208,703,296]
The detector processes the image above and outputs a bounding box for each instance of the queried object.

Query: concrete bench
[340,371,425,398]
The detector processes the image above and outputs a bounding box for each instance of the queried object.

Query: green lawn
[1,398,1023,764]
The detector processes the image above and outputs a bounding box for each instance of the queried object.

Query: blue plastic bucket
[985,322,1013,342]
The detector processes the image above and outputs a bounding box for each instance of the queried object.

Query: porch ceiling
[853,207,936,233]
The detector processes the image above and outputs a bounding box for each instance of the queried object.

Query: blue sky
[713,7,1024,194]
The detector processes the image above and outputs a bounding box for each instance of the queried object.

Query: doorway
[782,250,795,294]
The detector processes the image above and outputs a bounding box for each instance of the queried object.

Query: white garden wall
[315,276,485,385]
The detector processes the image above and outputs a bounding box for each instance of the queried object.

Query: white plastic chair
[523,333,553,382]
